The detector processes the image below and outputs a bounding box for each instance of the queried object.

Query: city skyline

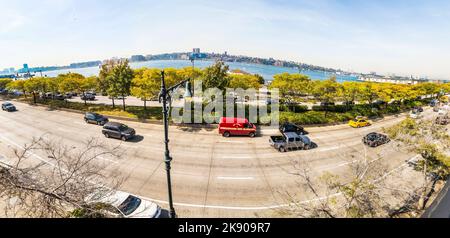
[1,0,450,79]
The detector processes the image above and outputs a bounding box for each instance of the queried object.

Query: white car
[410,111,423,119]
[88,191,162,218]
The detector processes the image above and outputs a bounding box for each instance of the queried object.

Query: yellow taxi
[349,117,371,128]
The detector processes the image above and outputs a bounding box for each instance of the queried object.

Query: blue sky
[1,0,450,79]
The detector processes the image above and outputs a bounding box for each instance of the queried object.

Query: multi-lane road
[0,101,436,217]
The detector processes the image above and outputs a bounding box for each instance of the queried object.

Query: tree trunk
[33,92,37,104]
[122,95,126,111]
[144,99,147,111]
[112,98,115,108]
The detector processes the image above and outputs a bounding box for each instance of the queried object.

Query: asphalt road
[0,101,437,217]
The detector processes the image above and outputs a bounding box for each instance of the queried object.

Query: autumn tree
[107,60,134,111]
[6,80,27,98]
[201,61,230,91]
[131,68,161,110]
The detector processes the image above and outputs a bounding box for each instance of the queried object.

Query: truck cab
[219,117,257,138]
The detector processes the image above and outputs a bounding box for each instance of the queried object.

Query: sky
[1,0,450,79]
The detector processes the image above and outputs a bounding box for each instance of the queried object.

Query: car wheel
[278,147,286,153]
[249,132,256,138]
[121,136,127,142]
[223,131,231,138]
[97,121,100,126]
[104,133,110,138]
[304,145,310,150]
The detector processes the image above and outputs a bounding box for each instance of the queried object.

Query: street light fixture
[158,70,191,218]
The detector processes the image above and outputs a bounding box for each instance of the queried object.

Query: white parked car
[410,110,423,119]
[88,191,162,218]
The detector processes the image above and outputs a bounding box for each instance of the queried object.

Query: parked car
[84,112,109,126]
[81,93,96,101]
[320,102,335,107]
[279,122,308,135]
[414,106,424,113]
[65,93,73,99]
[86,191,162,218]
[430,99,439,107]
[349,117,371,128]
[54,93,66,100]
[219,117,256,138]
[410,110,423,119]
[102,122,136,141]
[436,114,449,125]
[363,133,390,147]
[270,132,312,152]
[2,102,16,112]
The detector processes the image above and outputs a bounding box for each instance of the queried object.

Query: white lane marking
[217,155,252,160]
[217,176,255,180]
[315,141,362,152]
[217,141,245,144]
[97,156,119,165]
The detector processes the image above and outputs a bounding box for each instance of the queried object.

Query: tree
[0,78,13,89]
[6,80,27,98]
[341,82,361,109]
[131,68,161,110]
[99,60,117,107]
[45,77,61,100]
[201,61,230,91]
[0,137,124,218]
[280,158,391,218]
[58,73,84,103]
[269,73,312,112]
[359,82,379,105]
[24,77,46,104]
[80,76,98,106]
[107,60,134,111]
[312,77,339,117]
[228,74,263,90]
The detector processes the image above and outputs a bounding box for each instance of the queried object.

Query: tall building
[193,48,200,54]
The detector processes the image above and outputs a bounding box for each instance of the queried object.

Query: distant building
[193,48,201,54]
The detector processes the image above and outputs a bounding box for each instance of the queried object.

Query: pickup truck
[269,132,312,152]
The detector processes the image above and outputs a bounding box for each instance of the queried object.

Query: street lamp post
[158,70,191,218]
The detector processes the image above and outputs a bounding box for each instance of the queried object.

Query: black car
[2,102,16,112]
[320,102,335,107]
[102,122,136,141]
[81,93,96,101]
[413,106,424,113]
[84,112,109,126]
[363,132,390,147]
[55,93,66,100]
[279,122,308,135]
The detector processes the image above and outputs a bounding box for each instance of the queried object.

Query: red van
[218,117,257,138]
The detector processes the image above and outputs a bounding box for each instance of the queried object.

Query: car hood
[123,128,135,134]
[127,200,160,218]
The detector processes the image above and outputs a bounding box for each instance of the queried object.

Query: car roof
[105,122,124,127]
[220,117,248,124]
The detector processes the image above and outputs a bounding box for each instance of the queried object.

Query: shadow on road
[159,209,171,218]
[128,135,145,143]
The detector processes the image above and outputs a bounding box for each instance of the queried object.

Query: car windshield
[119,125,129,131]
[4,103,12,106]
[117,195,141,216]
[93,114,102,119]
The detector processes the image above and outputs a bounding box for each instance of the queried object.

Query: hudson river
[41,60,358,83]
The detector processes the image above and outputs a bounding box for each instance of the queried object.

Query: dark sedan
[102,122,136,141]
[2,102,17,112]
[279,122,308,135]
[81,93,96,101]
[84,112,109,126]
[363,132,390,147]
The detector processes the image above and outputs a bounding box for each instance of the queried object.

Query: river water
[40,60,359,83]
